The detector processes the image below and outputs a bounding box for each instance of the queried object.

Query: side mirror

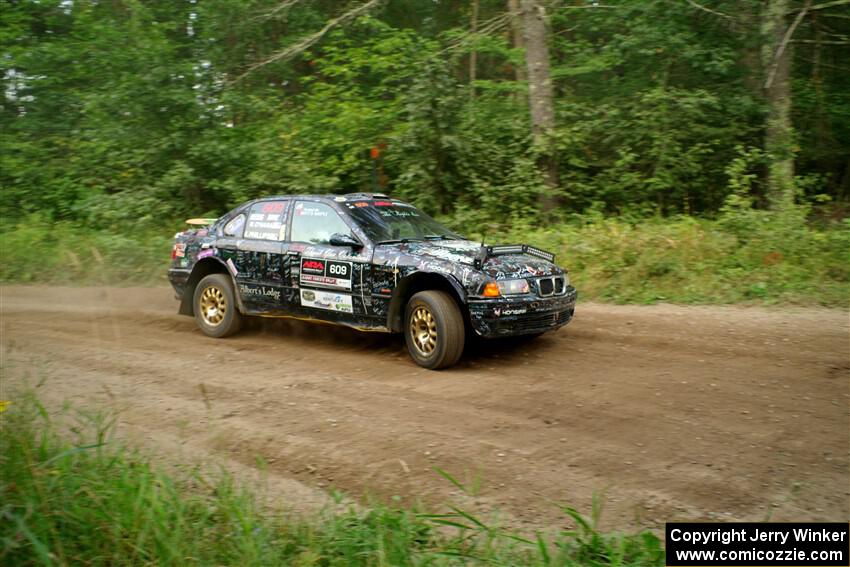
[329,233,363,249]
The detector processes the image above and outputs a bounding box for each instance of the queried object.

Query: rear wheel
[193,274,242,338]
[404,290,465,369]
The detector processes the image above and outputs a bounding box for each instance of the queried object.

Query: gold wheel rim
[410,306,437,356]
[199,285,227,327]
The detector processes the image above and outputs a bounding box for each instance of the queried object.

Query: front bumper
[467,286,577,337]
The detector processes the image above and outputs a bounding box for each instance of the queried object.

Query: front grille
[536,276,566,297]
[554,277,565,294]
[507,308,573,333]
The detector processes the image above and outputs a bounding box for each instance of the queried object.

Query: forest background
[2,0,849,305]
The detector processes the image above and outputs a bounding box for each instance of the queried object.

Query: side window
[290,201,351,245]
[223,214,246,237]
[244,201,289,241]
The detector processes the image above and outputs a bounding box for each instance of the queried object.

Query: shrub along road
[2,286,847,531]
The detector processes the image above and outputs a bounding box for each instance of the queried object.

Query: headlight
[497,279,530,295]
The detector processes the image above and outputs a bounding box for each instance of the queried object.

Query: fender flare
[179,257,247,315]
[386,271,468,333]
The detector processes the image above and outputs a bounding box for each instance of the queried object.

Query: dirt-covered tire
[404,290,465,369]
[193,273,243,338]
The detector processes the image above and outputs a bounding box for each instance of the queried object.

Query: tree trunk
[469,0,479,98]
[762,0,796,208]
[507,0,527,84]
[520,0,559,208]
[839,155,850,202]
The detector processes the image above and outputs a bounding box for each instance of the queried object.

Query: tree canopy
[2,0,849,228]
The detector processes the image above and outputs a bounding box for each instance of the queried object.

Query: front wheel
[193,273,243,338]
[404,291,465,369]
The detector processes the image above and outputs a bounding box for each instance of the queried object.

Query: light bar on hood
[486,244,556,263]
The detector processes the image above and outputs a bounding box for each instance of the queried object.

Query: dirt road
[2,286,848,531]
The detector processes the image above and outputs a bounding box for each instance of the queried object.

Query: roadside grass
[0,217,171,285]
[2,210,847,306]
[0,392,664,566]
[498,212,850,307]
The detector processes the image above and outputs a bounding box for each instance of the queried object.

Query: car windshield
[344,200,461,243]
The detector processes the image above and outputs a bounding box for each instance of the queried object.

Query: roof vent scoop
[342,192,390,200]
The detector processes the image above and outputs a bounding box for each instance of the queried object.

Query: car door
[232,200,290,313]
[286,199,374,324]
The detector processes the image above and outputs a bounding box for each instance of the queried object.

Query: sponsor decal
[333,196,346,202]
[354,202,369,207]
[300,289,353,313]
[294,202,328,217]
[377,208,419,218]
[239,284,282,301]
[502,308,527,316]
[197,248,214,260]
[174,243,186,258]
[493,307,528,317]
[226,258,238,276]
[246,201,288,241]
[299,257,352,290]
[373,201,393,206]
[261,202,285,214]
[302,259,325,273]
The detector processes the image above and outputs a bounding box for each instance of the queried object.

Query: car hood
[375,239,563,280]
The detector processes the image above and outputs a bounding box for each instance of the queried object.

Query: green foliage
[1,390,663,566]
[0,216,171,284]
[500,206,850,306]
[3,207,847,307]
[2,0,849,306]
[4,0,849,226]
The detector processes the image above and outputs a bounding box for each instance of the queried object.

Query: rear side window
[290,201,351,245]
[244,201,289,241]
[223,214,245,237]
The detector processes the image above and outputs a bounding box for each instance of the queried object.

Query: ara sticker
[299,258,352,290]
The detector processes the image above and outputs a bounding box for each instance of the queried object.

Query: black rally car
[168,194,577,369]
